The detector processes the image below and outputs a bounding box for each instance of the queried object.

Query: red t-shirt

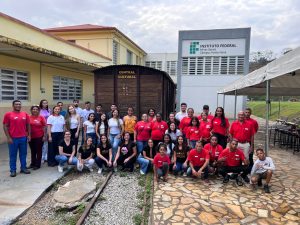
[186,126,201,141]
[230,120,254,143]
[30,115,46,139]
[246,118,259,134]
[151,120,168,141]
[198,114,214,122]
[211,117,230,136]
[153,153,171,168]
[134,121,151,141]
[179,117,192,135]
[187,149,210,167]
[204,143,223,161]
[3,111,30,138]
[199,120,212,140]
[218,148,245,167]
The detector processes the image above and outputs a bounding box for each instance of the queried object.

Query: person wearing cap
[198,105,214,122]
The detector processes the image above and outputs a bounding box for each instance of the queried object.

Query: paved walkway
[152,118,300,225]
[0,144,67,225]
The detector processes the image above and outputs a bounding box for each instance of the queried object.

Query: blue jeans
[86,132,97,146]
[8,136,28,172]
[174,161,187,174]
[136,141,147,154]
[137,154,151,174]
[55,155,78,167]
[190,140,197,148]
[109,133,121,160]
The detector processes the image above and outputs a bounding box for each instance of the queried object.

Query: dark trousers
[48,132,63,166]
[213,133,228,149]
[219,165,248,178]
[156,162,169,177]
[117,155,136,171]
[187,166,209,179]
[29,136,43,168]
[70,128,79,155]
[153,140,162,151]
[95,156,111,168]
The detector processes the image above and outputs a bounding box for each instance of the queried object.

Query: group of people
[3,100,275,193]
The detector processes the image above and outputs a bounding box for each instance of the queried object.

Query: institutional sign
[182,38,246,57]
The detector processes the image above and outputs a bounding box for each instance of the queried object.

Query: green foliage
[133,214,143,225]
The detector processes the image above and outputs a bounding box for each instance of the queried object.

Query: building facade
[45,24,147,66]
[177,28,251,117]
[145,53,178,83]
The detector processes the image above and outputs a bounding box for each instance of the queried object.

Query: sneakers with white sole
[140,169,145,175]
[89,168,94,172]
[98,168,102,174]
[57,165,63,173]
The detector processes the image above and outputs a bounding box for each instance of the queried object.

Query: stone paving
[152,119,300,225]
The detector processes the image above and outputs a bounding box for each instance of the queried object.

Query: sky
[1,0,300,57]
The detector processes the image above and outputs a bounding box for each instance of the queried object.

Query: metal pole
[217,93,219,107]
[278,99,281,119]
[223,94,226,110]
[265,80,271,156]
[234,90,237,120]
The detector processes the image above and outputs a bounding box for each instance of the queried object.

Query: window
[181,56,245,75]
[166,61,177,77]
[145,61,162,70]
[0,68,29,101]
[53,76,82,100]
[112,41,119,65]
[126,50,132,64]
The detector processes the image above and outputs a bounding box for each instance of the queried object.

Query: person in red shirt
[218,139,249,184]
[134,114,152,154]
[3,100,31,177]
[245,108,259,169]
[187,140,210,180]
[198,105,214,122]
[211,107,230,149]
[199,112,212,145]
[29,106,47,170]
[186,117,201,148]
[148,108,156,122]
[204,135,223,172]
[150,113,168,148]
[179,108,194,136]
[229,111,254,161]
[153,144,171,182]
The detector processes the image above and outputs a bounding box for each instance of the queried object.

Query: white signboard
[182,39,245,57]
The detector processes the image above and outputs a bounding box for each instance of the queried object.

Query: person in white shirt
[81,101,94,144]
[251,148,275,193]
[73,99,83,118]
[108,109,124,160]
[83,113,97,146]
[175,103,187,121]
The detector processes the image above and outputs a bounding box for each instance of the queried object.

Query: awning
[218,46,300,96]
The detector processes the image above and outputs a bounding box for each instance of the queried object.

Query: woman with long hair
[95,134,113,174]
[165,122,182,143]
[211,107,230,149]
[108,109,124,160]
[151,113,168,148]
[83,113,97,146]
[199,112,212,146]
[39,99,51,163]
[29,105,47,169]
[179,108,194,136]
[96,113,108,140]
[173,135,191,176]
[47,106,65,167]
[65,105,80,153]
[186,116,201,148]
[77,137,95,172]
[113,132,137,172]
[148,108,156,122]
[134,113,152,154]
[137,139,155,175]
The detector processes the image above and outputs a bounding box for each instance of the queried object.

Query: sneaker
[183,172,187,177]
[57,165,63,173]
[140,169,145,175]
[257,178,263,187]
[114,167,118,172]
[223,174,230,183]
[20,169,31,174]
[236,176,244,186]
[89,168,94,172]
[98,168,103,174]
[10,171,16,177]
[243,176,250,183]
[264,184,270,193]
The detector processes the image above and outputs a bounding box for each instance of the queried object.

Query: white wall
[180,75,246,118]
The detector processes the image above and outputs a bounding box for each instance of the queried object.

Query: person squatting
[2,100,275,193]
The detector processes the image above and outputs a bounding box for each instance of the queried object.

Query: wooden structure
[94,65,176,119]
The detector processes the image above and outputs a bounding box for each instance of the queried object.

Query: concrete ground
[0,143,68,225]
[152,118,300,225]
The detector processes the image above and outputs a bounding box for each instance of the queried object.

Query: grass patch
[133,213,143,225]
[248,101,300,122]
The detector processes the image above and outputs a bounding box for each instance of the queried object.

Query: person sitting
[218,139,249,185]
[113,132,137,172]
[95,135,113,174]
[137,139,155,175]
[173,135,190,176]
[186,140,210,181]
[153,144,171,182]
[203,135,223,174]
[250,148,275,193]
[55,131,78,172]
[77,137,95,172]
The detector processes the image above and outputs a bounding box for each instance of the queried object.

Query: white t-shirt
[175,112,187,121]
[47,115,65,132]
[251,157,275,175]
[70,116,79,129]
[165,129,182,142]
[83,121,96,134]
[108,118,123,135]
[99,122,106,135]
[75,107,83,118]
[82,109,94,123]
